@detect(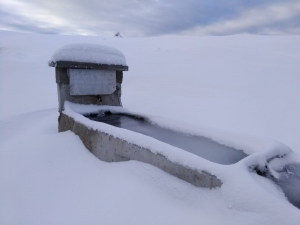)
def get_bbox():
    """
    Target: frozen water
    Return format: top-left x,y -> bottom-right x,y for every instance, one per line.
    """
85,113 -> 248,165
